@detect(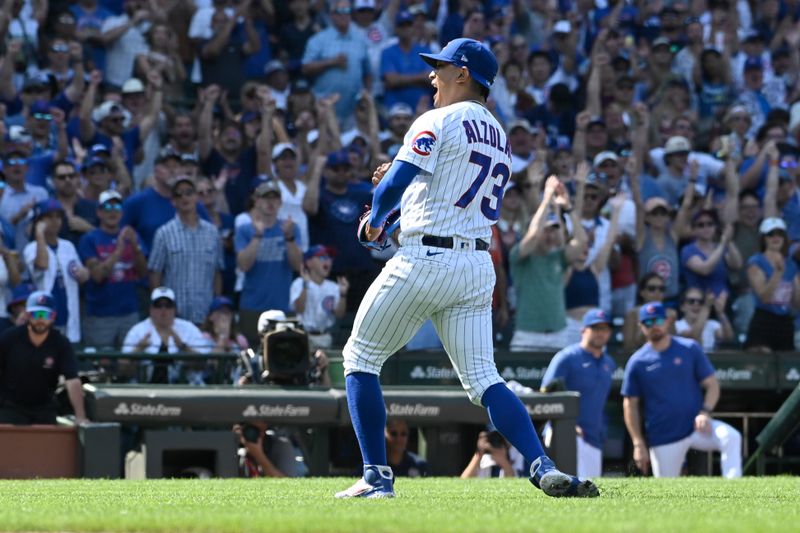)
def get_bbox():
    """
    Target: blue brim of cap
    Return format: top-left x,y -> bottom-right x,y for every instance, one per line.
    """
419,52 -> 492,89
